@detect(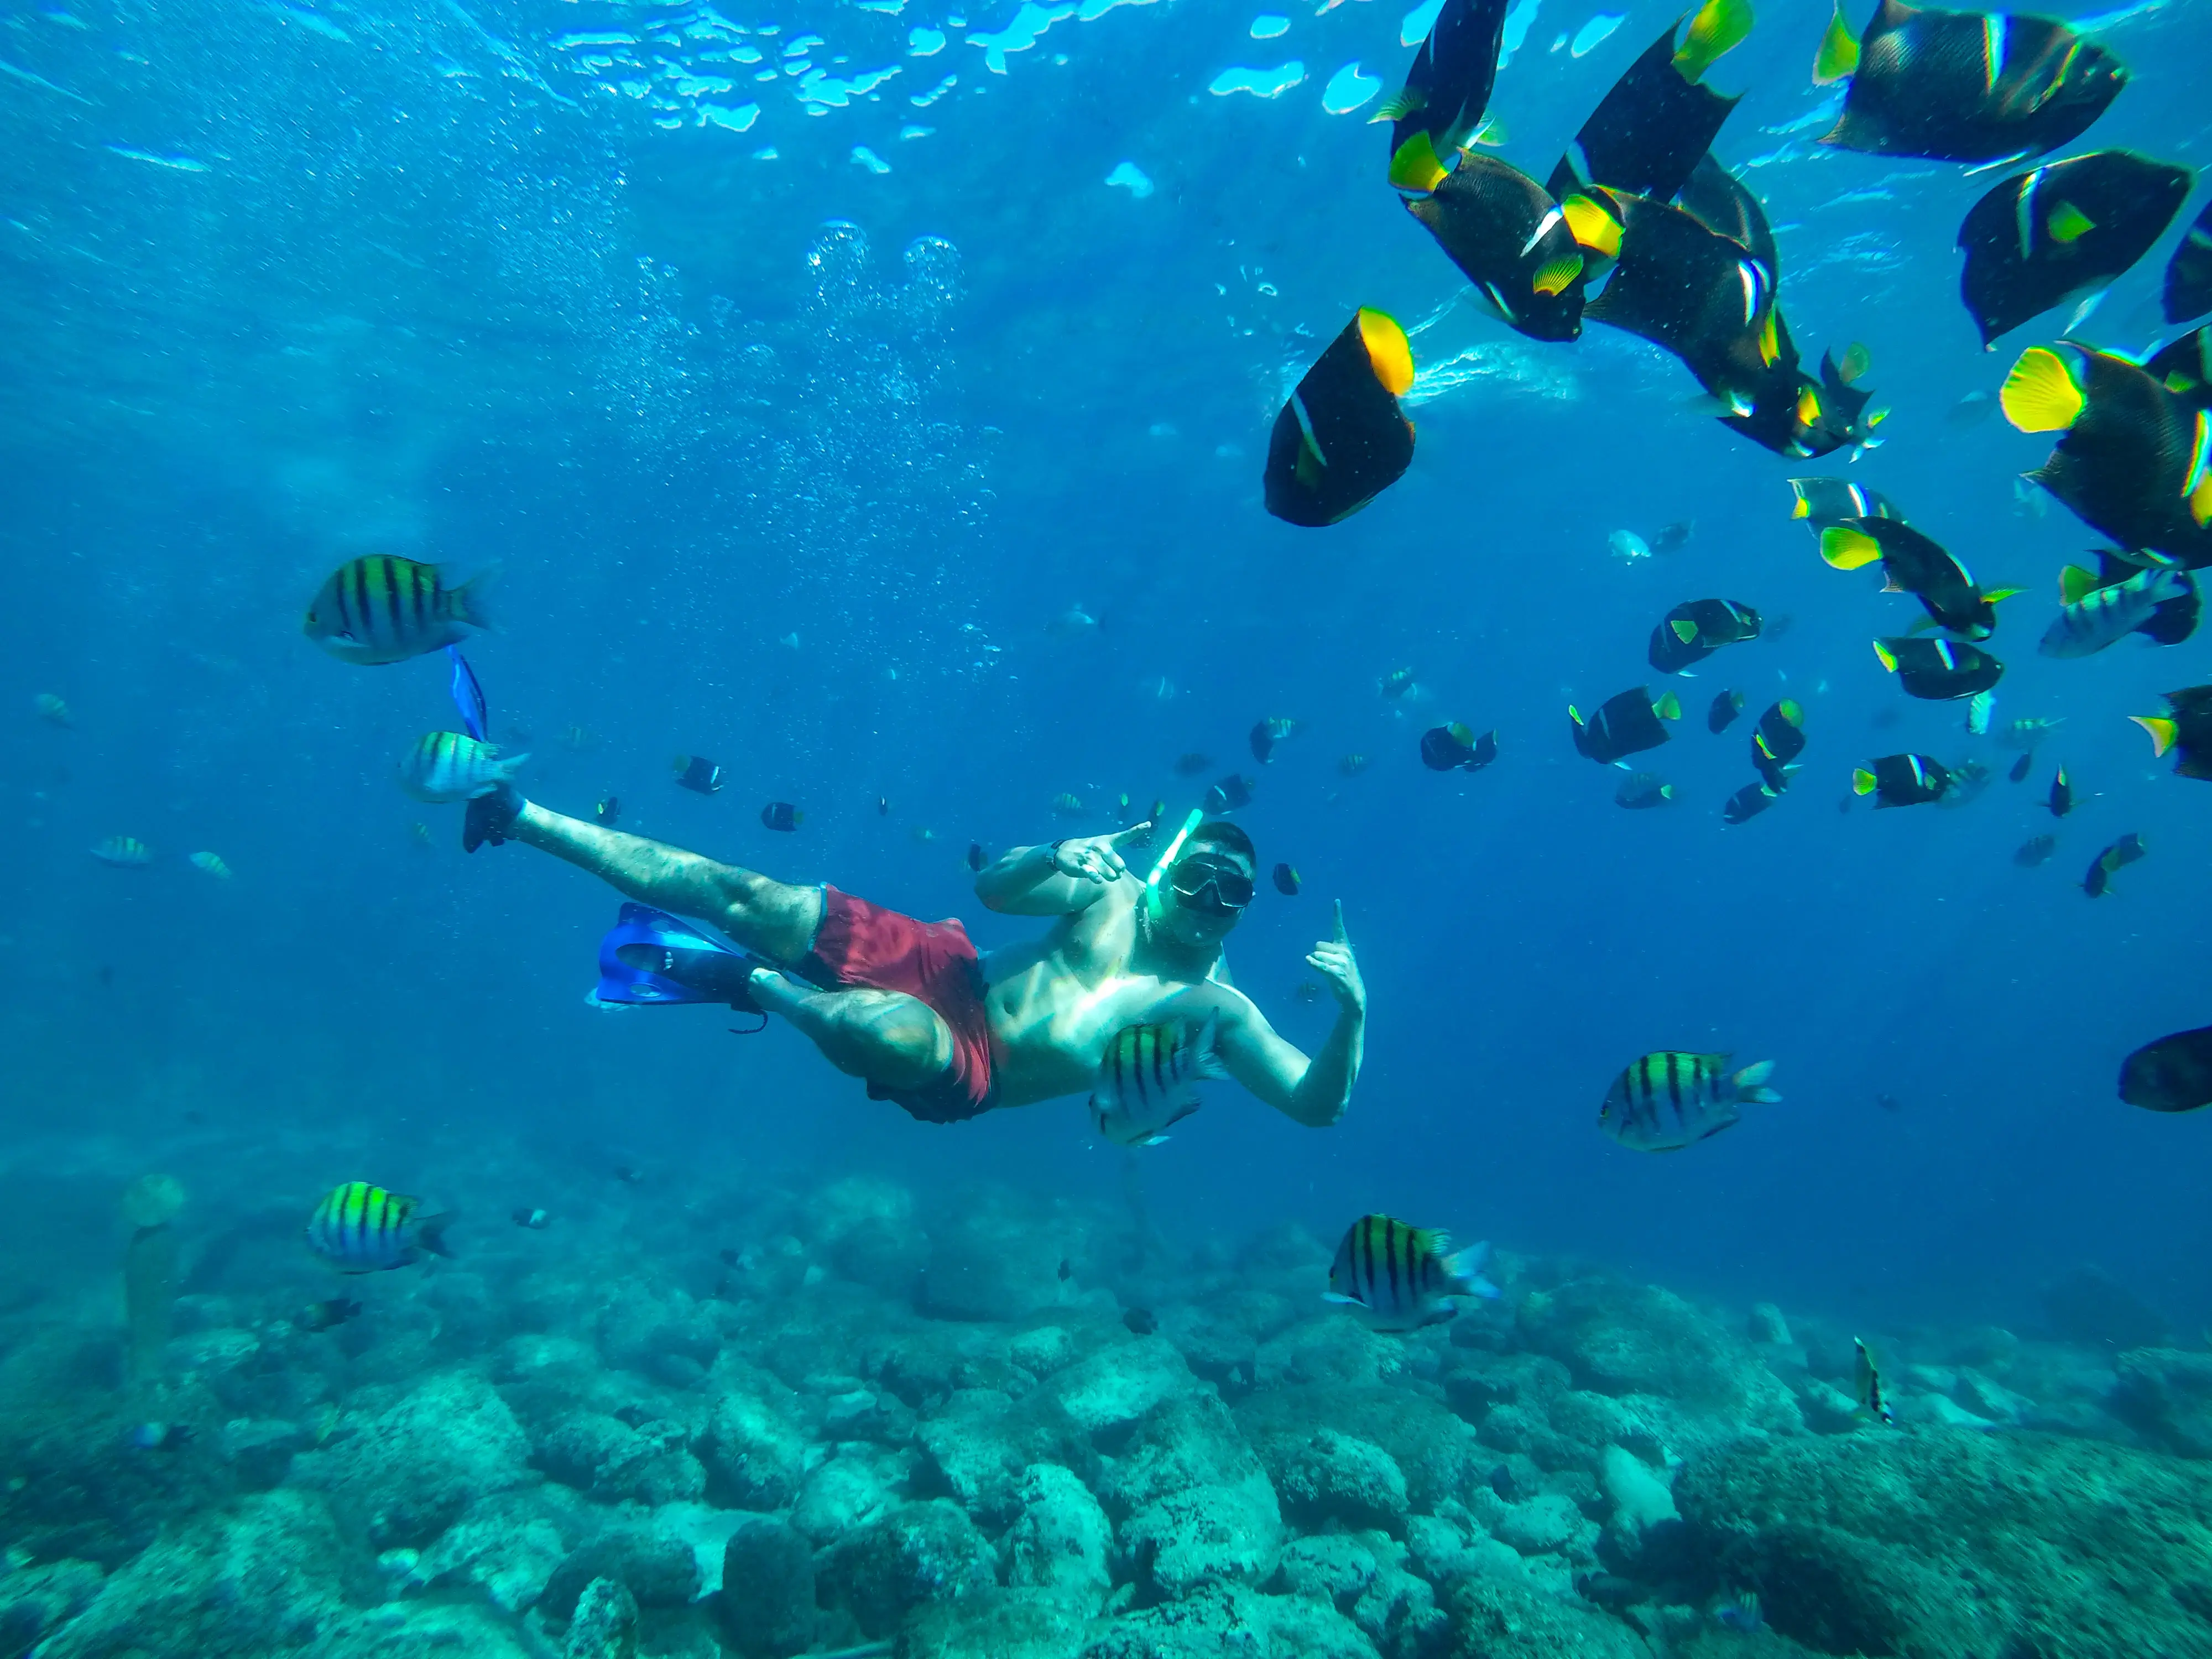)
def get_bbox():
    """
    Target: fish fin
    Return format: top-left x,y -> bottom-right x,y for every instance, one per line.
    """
2058,564 -> 2098,606
1672,0 -> 1754,84
1820,525 -> 1884,570
1134,1134 -> 1171,1146
1370,87 -> 1422,124
1672,619 -> 1699,642
2000,347 -> 2085,433
1742,1088 -> 1783,1104
1356,308 -> 1415,396
1660,784 -> 1675,799
1812,0 -> 1858,82
2190,469 -> 2212,529
1561,193 -> 1624,258
1790,494 -> 1810,519
1733,1058 -> 1776,1088
1321,1291 -> 1362,1305
1568,704 -> 1583,725
1654,691 -> 1682,719
448,564 -> 500,630
1387,131 -> 1449,194
1530,252 -> 1584,297
2132,714 -> 2179,757
2046,200 -> 2096,244
1469,111 -> 1509,145
1985,588 -> 2021,604
1852,768 -> 1876,795
414,1212 -> 456,1259
1838,341 -> 1872,384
